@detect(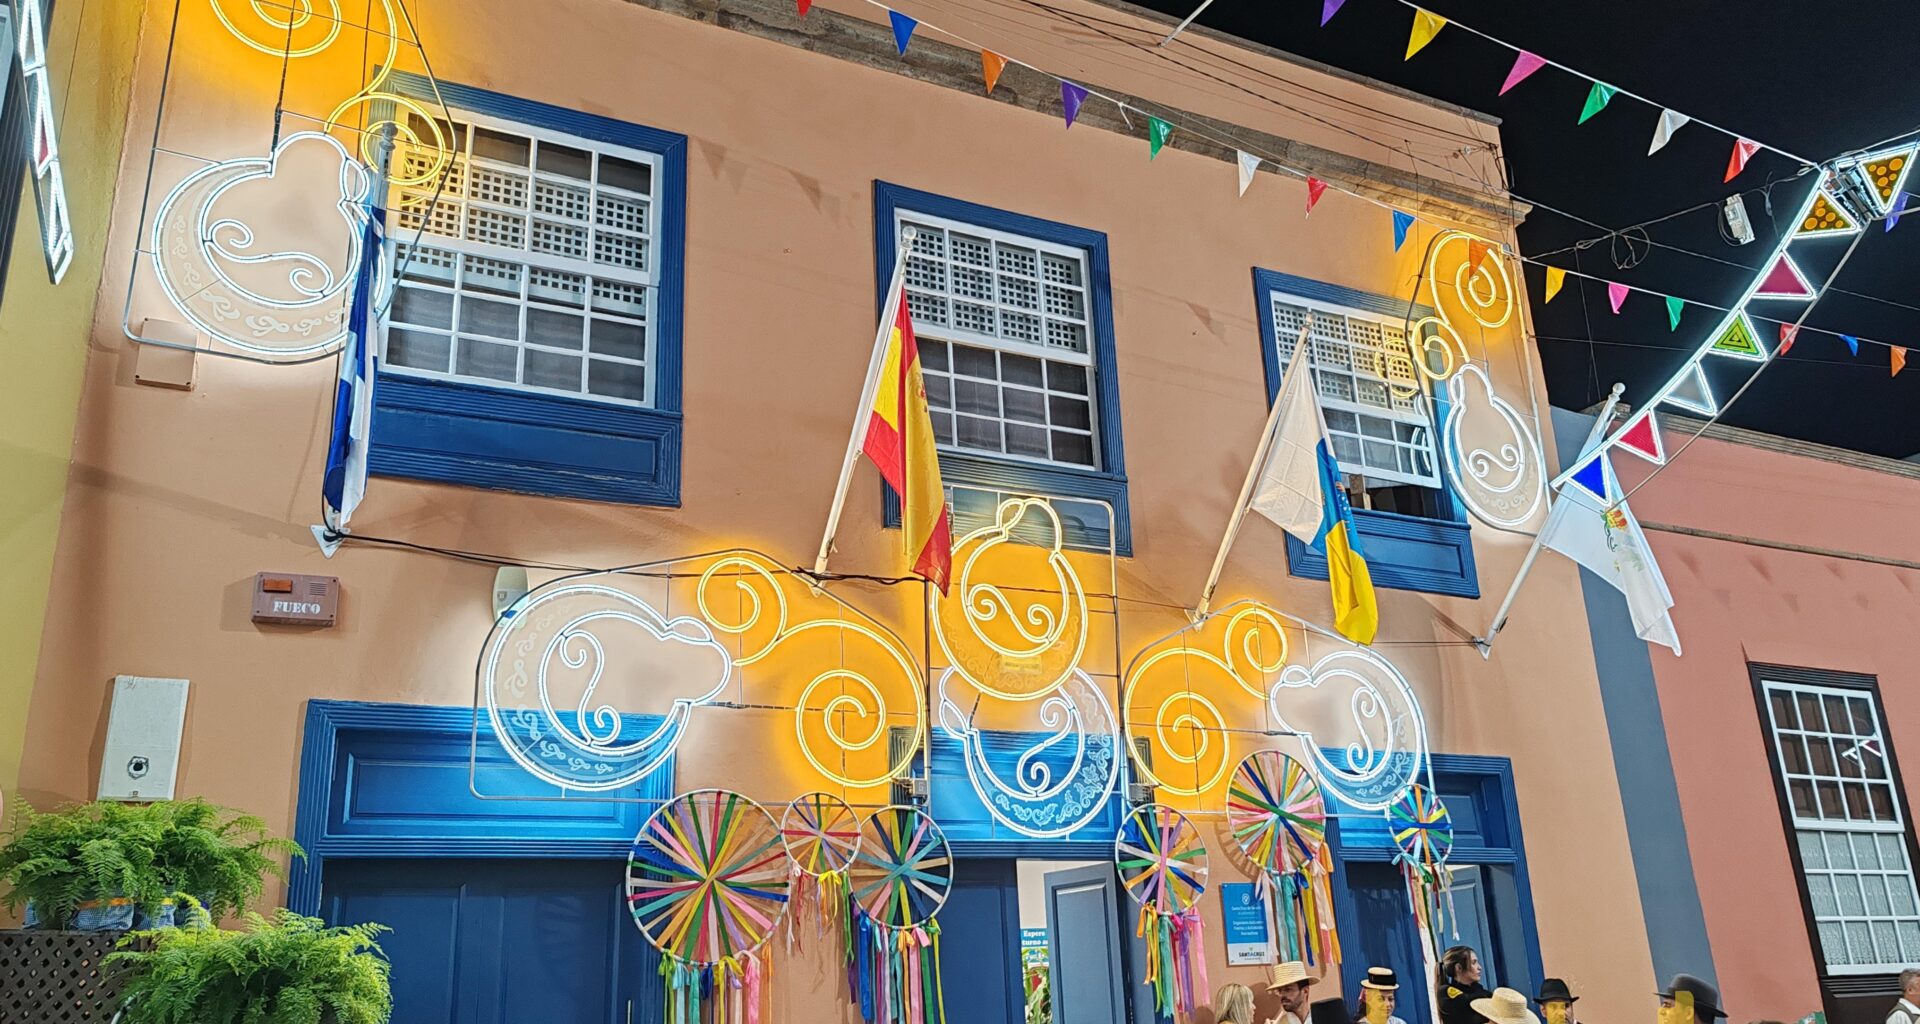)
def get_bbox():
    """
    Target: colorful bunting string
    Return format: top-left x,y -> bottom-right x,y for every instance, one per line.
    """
1888,193 -> 1908,232
1778,323 -> 1798,355
1060,80 -> 1088,128
1320,0 -> 1345,24
1895,347 -> 1908,376
1607,280 -> 1628,314
1543,266 -> 1565,303
1392,210 -> 1415,251
1404,8 -> 1446,60
1577,82 -> 1616,125
980,50 -> 1006,95
797,0 -> 812,15
1148,116 -> 1173,159
1498,51 -> 1545,96
1649,109 -> 1689,155
1306,176 -> 1328,214
889,10 -> 917,55
1725,139 -> 1760,182
1665,295 -> 1684,331
1236,150 -> 1260,196
1843,334 -> 1860,356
